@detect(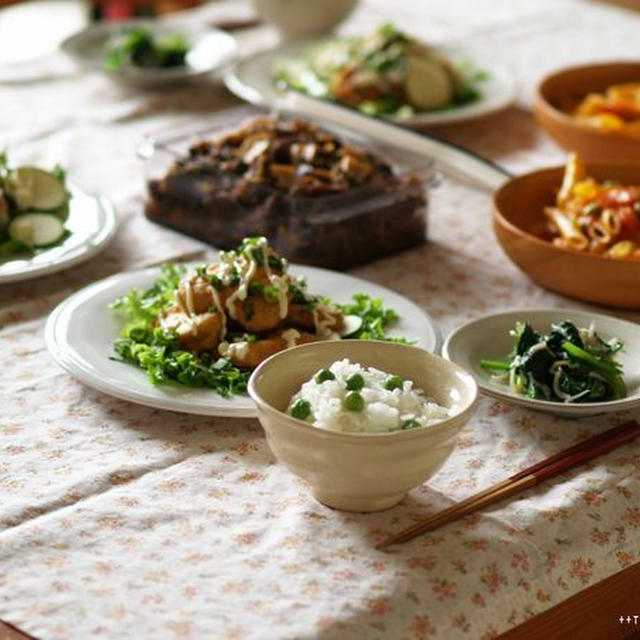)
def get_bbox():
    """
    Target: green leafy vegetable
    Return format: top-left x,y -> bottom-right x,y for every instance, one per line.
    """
480,320 -> 626,403
338,293 -> 409,343
111,263 -> 185,333
51,164 -> 66,183
113,331 -> 250,396
0,238 -> 29,257
105,27 -> 189,71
